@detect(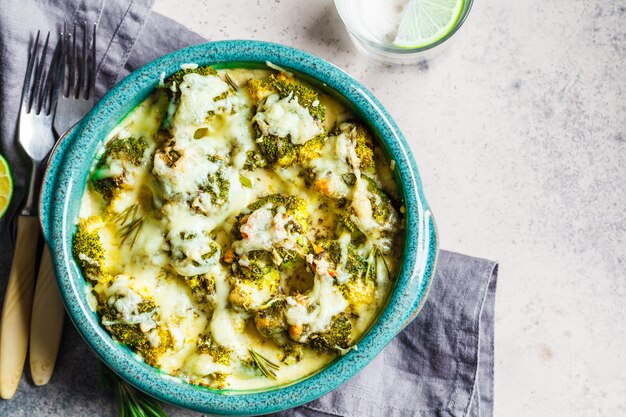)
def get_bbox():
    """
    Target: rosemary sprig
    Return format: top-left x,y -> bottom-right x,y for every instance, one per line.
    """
249,349 -> 280,380
111,204 -> 144,247
224,73 -> 239,91
97,360 -> 168,417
